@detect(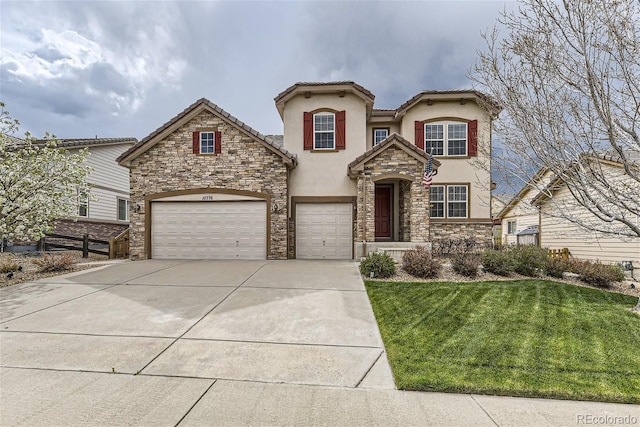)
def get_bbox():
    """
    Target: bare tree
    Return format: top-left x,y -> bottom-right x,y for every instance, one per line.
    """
473,0 -> 640,237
